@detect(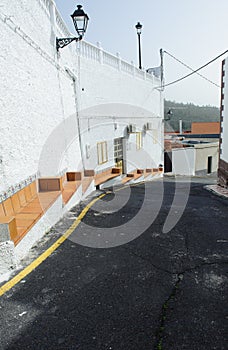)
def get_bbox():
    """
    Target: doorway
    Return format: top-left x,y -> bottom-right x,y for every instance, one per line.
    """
164,151 -> 172,173
114,138 -> 124,173
207,156 -> 212,174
